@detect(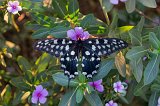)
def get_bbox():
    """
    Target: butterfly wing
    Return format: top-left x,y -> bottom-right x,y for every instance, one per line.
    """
34,38 -> 75,57
83,38 -> 128,56
60,48 -> 79,79
34,38 -> 79,79
81,38 -> 128,78
81,47 -> 101,78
